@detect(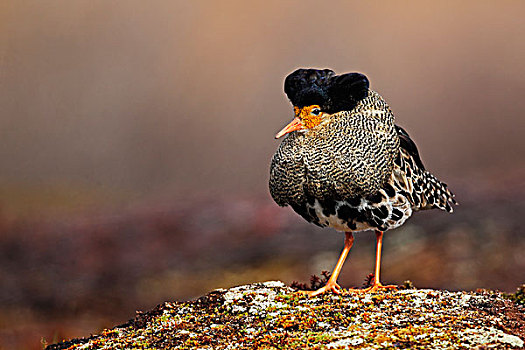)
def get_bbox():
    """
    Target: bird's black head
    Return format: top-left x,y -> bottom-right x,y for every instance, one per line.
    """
275,68 -> 370,139
284,68 -> 334,110
284,68 -> 370,113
